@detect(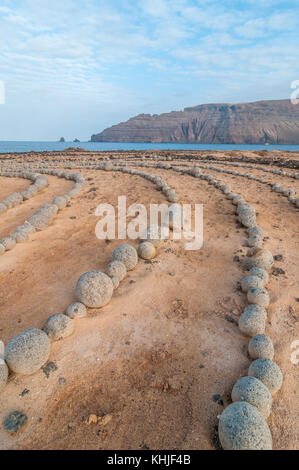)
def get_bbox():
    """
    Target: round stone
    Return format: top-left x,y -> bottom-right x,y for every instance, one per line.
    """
231,376 -> 272,418
27,203 -> 58,230
237,202 -> 255,217
75,270 -> 114,308
218,402 -> 272,450
34,175 -> 48,189
105,260 -> 127,281
247,287 -> 270,308
191,167 -> 201,177
222,184 -> 231,194
239,305 -> 266,337
0,203 -> 7,213
248,234 -> 263,247
248,359 -> 283,394
247,226 -> 264,238
112,244 -> 138,271
53,196 -> 68,209
16,223 -> 36,235
22,187 -> 37,200
141,225 -> 165,247
165,189 -> 180,202
11,229 -> 29,243
248,335 -> 275,360
241,275 -> 264,293
3,192 -> 23,208
43,314 -> 74,341
5,328 -> 51,375
0,237 -> 16,251
168,192 -> 180,203
243,248 -> 274,271
249,267 -> 269,284
66,302 -> 87,319
232,194 -> 244,205
103,162 -> 113,171
110,276 -> 120,289
138,241 -> 156,260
